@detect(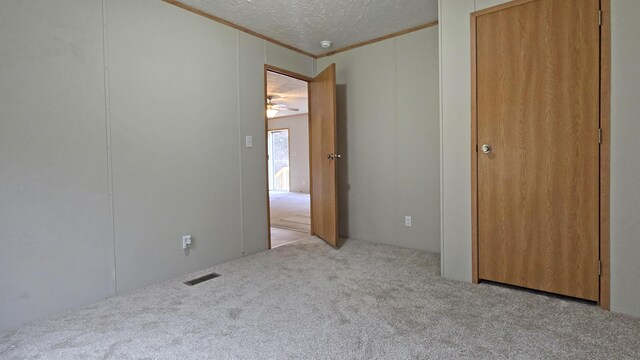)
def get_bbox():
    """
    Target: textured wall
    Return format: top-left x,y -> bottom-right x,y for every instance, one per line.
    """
237,32 -> 270,257
107,0 -> 244,294
317,26 -> 441,253
610,0 -> 640,317
0,0 -> 315,331
243,37 -> 315,256
438,0 -> 475,282
0,0 -> 115,331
